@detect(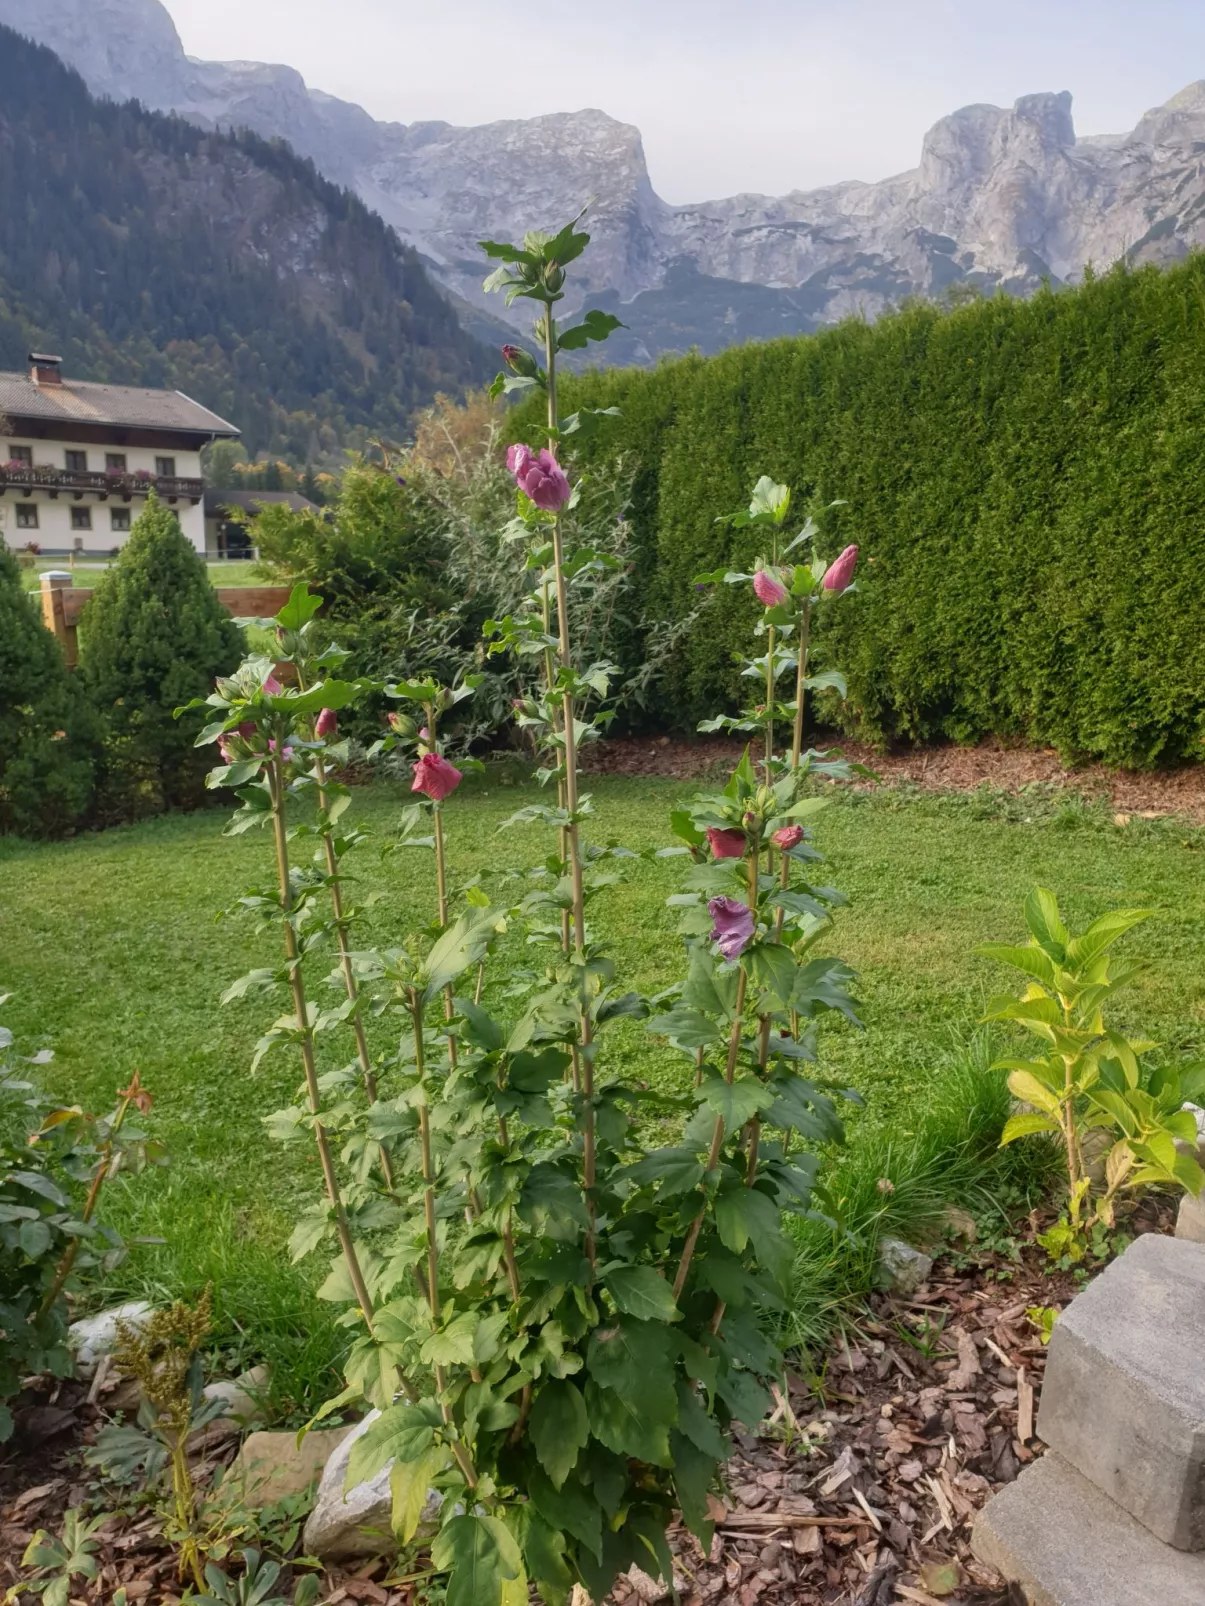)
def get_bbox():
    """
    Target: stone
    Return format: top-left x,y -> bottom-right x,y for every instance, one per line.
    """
1036,1232 -> 1205,1551
302,1410 -> 441,1561
1176,1190 -> 1205,1245
972,1452 -> 1205,1606
877,1237 -> 933,1296
625,1563 -> 685,1603
68,1301 -> 154,1379
203,1364 -> 271,1428
233,1428 -> 351,1509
